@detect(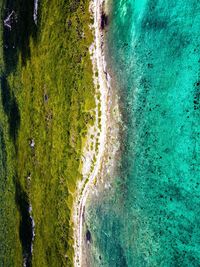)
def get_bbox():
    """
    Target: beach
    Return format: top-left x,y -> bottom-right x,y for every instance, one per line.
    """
73,0 -> 120,266
1,0 -> 199,266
